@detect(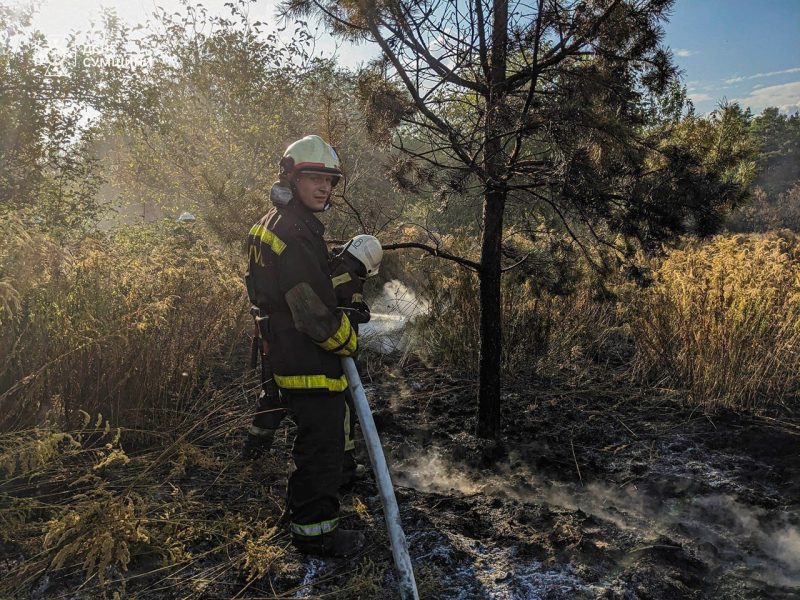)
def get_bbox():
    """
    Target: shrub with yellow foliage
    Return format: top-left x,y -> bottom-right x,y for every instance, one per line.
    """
634,231 -> 800,411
